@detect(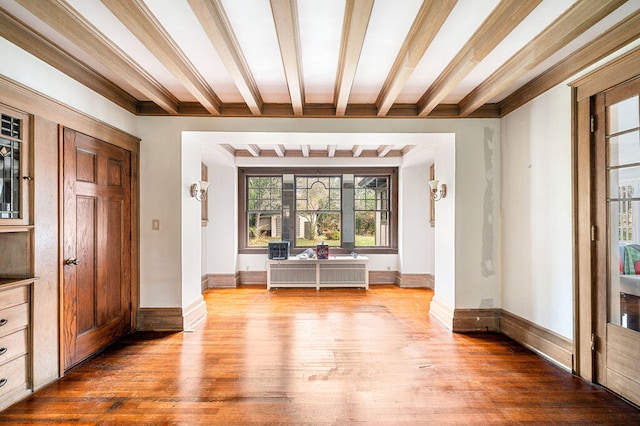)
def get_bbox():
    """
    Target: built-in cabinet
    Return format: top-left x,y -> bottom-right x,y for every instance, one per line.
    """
0,104 -> 35,411
0,278 -> 32,410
